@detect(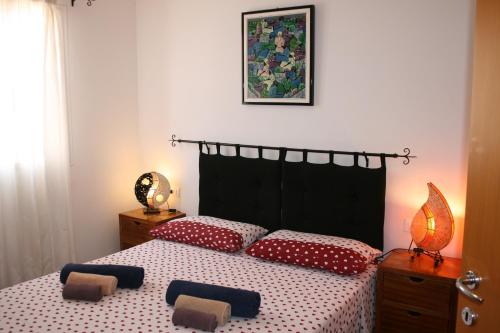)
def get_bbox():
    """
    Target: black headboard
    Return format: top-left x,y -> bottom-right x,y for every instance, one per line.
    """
281,155 -> 386,250
198,148 -> 386,250
199,150 -> 282,232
